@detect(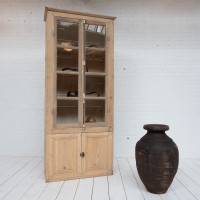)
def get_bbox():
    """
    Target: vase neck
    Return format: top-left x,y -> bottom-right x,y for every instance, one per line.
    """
147,130 -> 166,134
